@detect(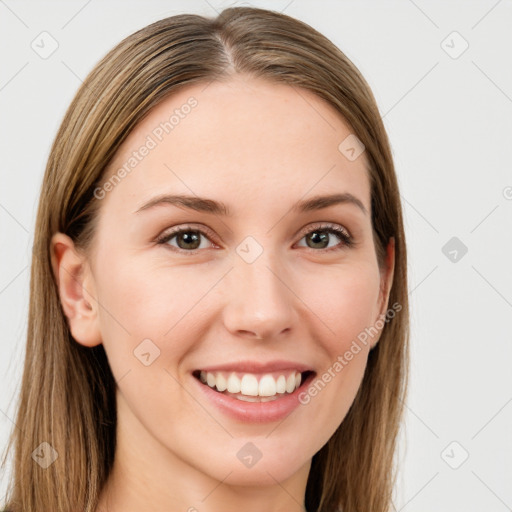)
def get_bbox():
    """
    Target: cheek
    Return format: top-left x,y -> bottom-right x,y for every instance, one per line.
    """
294,263 -> 380,429
298,261 -> 381,350
91,254 -> 202,420
95,247 -> 196,327
92,251 -> 218,372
